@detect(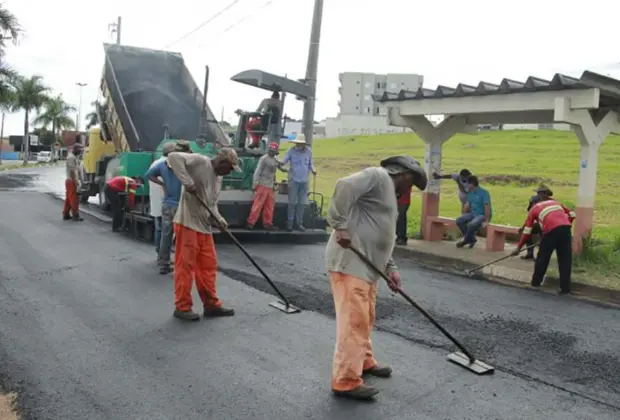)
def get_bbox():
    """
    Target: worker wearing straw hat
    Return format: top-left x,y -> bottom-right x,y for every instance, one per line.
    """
280,133 -> 316,231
